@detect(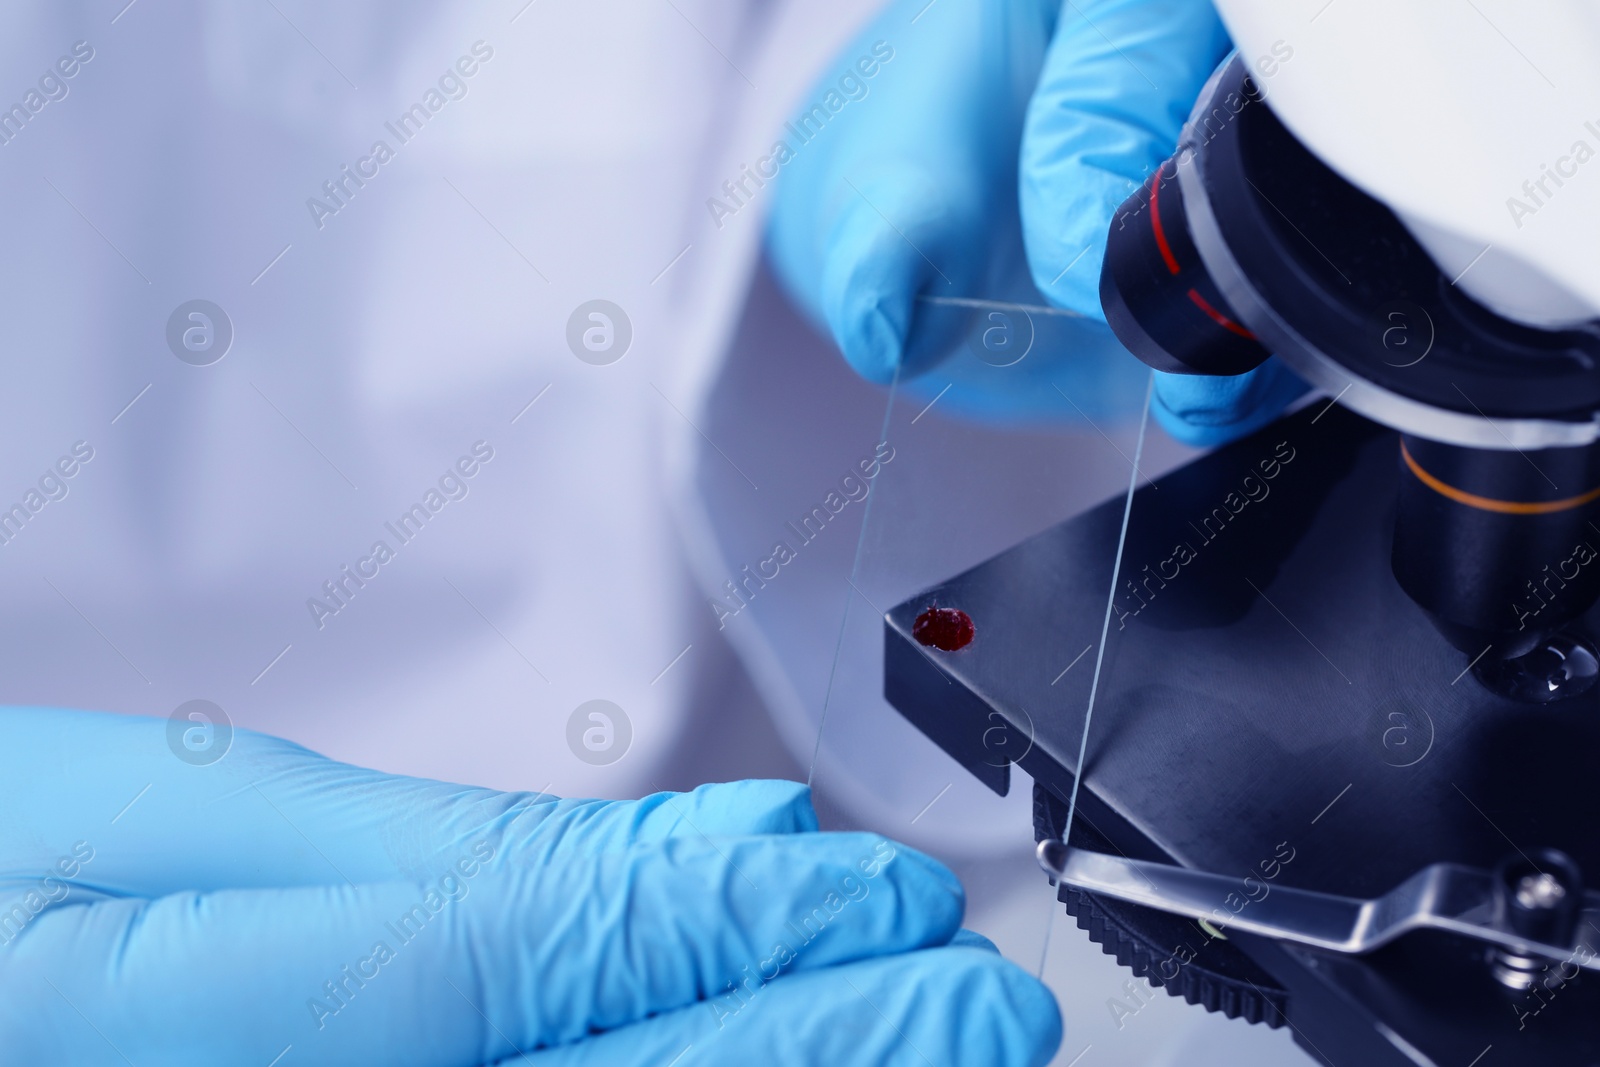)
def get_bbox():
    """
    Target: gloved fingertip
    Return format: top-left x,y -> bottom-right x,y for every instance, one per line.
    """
949,927 -> 1000,953
917,947 -> 1064,1067
1151,360 -> 1311,448
817,182 -> 969,383
993,962 -> 1065,1067
1024,223 -> 1111,323
676,778 -> 820,836
837,300 -> 909,385
886,837 -> 966,910
1151,393 -> 1238,448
